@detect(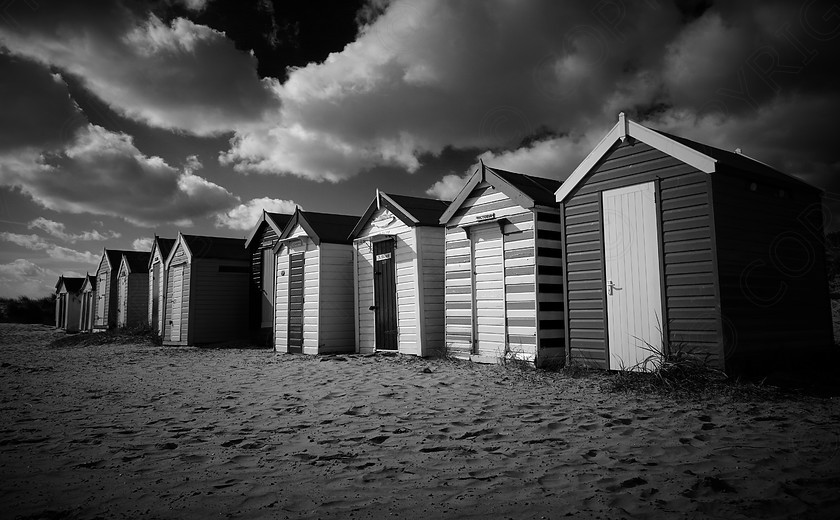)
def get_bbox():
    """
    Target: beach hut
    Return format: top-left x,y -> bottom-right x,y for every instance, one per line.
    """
349,191 -> 450,356
115,251 -> 151,328
147,236 -> 175,334
554,113 -> 832,374
55,276 -> 84,332
162,233 -> 250,346
93,249 -> 132,331
78,274 -> 96,332
273,209 -> 360,355
439,163 -> 564,365
244,211 -> 293,345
